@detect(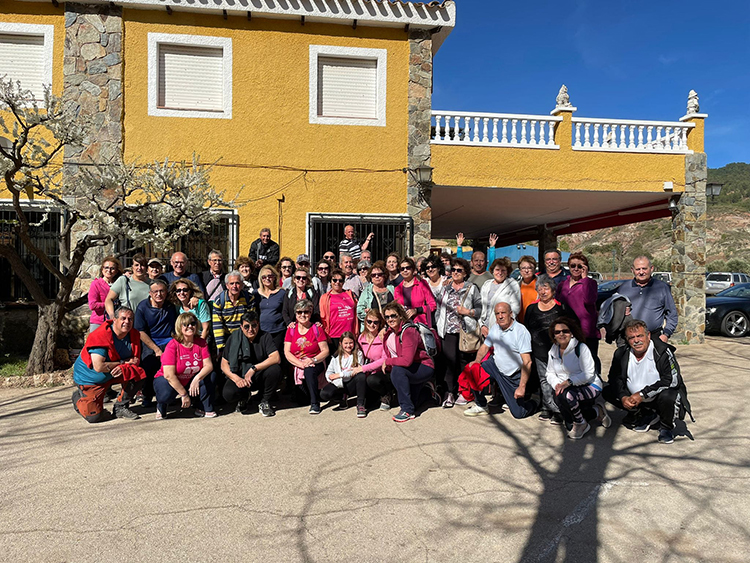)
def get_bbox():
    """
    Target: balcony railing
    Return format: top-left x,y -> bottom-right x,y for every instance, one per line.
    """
431,111 -> 563,149
571,117 -> 694,154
